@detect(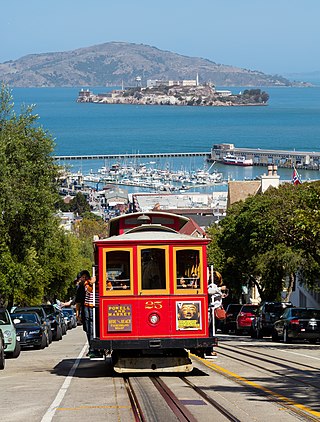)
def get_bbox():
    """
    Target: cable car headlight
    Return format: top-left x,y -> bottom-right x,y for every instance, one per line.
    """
148,313 -> 160,326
